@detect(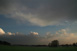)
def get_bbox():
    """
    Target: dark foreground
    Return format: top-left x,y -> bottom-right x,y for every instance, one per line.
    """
0,45 -> 77,51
